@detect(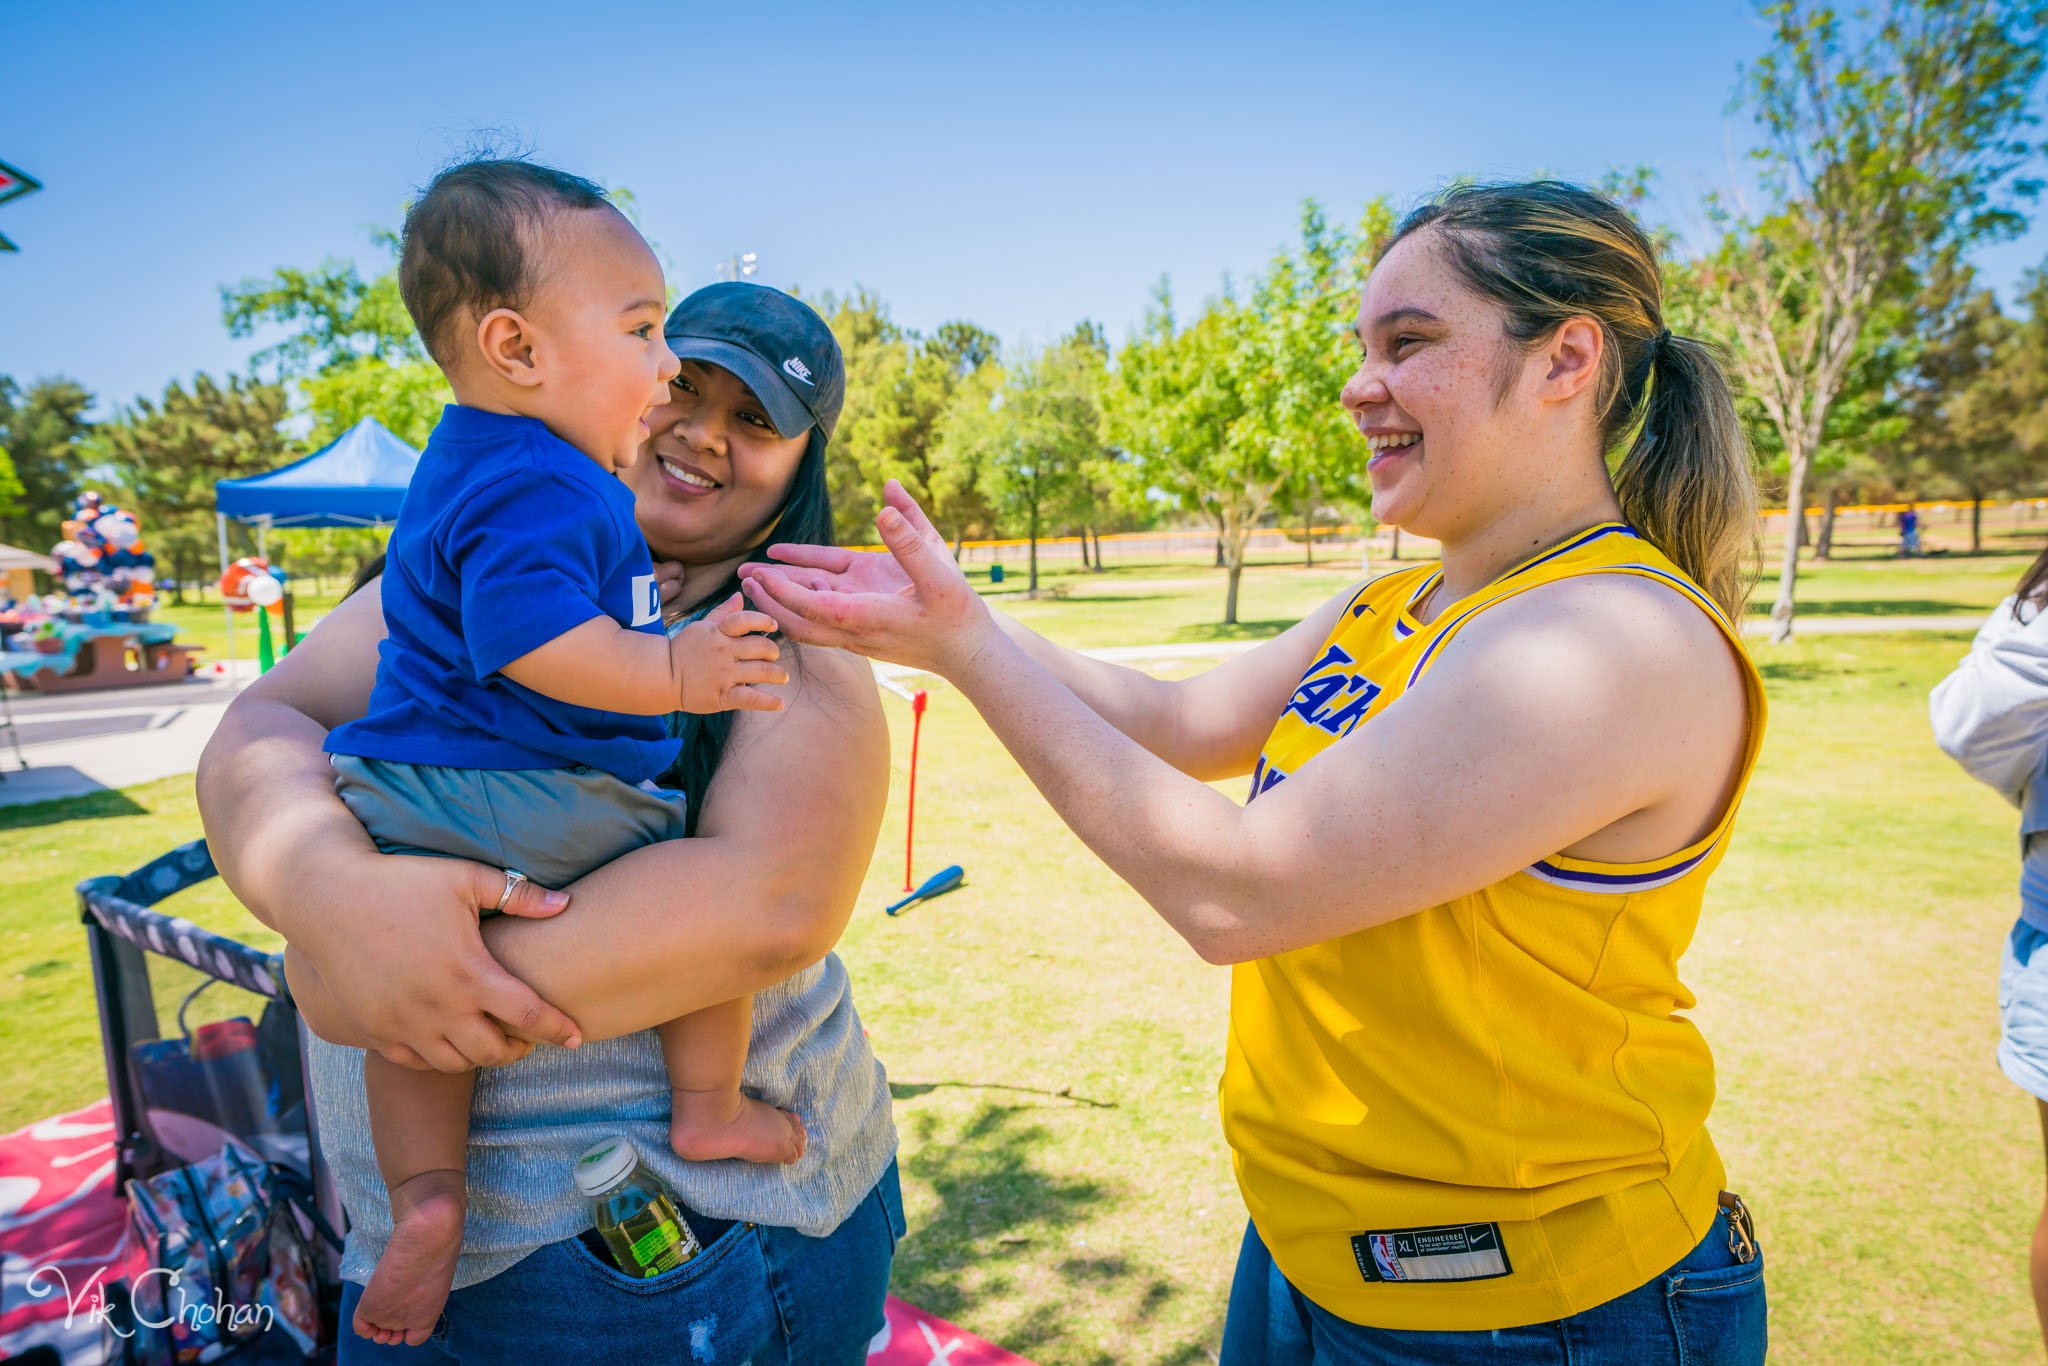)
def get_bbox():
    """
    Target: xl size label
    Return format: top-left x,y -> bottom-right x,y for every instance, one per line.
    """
1352,1223 -> 1512,1283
